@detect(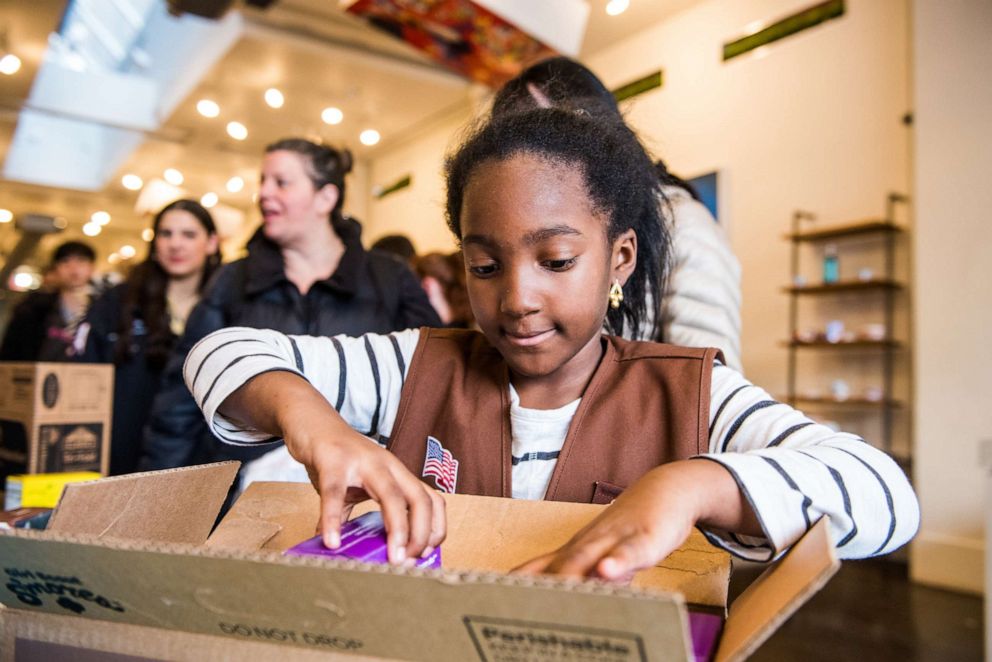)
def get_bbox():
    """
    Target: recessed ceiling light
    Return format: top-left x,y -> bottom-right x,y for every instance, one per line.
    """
13,272 -> 33,289
0,209 -> 12,223
197,99 -> 220,118
141,228 -> 154,242
359,129 -> 380,146
321,107 -> 344,125
121,174 -> 143,191
606,0 -> 629,16
82,222 -> 102,237
0,53 -> 21,76
226,121 -> 248,141
108,253 -> 121,265
164,168 -> 184,186
226,176 -> 245,193
201,192 -> 218,208
119,245 -> 136,259
264,88 -> 284,109
91,211 -> 111,225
